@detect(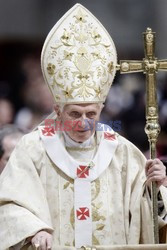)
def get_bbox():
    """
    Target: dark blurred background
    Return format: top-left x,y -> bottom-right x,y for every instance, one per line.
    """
0,0 -> 167,158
